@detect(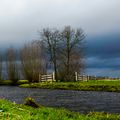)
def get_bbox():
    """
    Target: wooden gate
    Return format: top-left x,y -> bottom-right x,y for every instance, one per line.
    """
39,72 -> 55,82
75,72 -> 89,81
